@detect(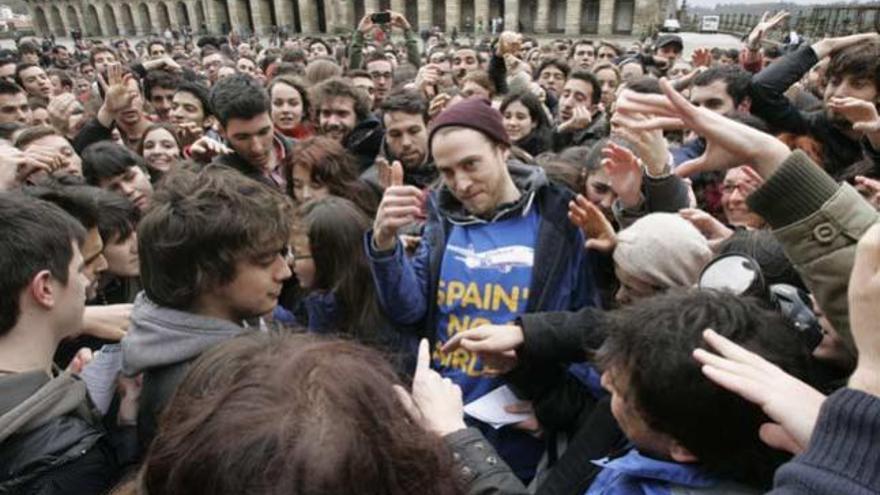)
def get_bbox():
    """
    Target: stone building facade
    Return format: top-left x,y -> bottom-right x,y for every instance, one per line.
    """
25,0 -> 669,39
